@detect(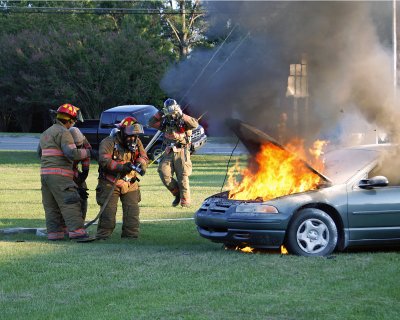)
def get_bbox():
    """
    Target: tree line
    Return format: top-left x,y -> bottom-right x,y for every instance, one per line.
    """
0,0 -> 211,132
